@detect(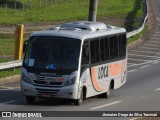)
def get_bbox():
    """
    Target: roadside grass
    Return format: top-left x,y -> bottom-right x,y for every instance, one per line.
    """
0,68 -> 20,79
0,38 -> 14,55
0,34 -> 28,63
0,34 -> 14,62
0,58 -> 13,63
128,25 -> 148,44
0,0 -> 143,31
